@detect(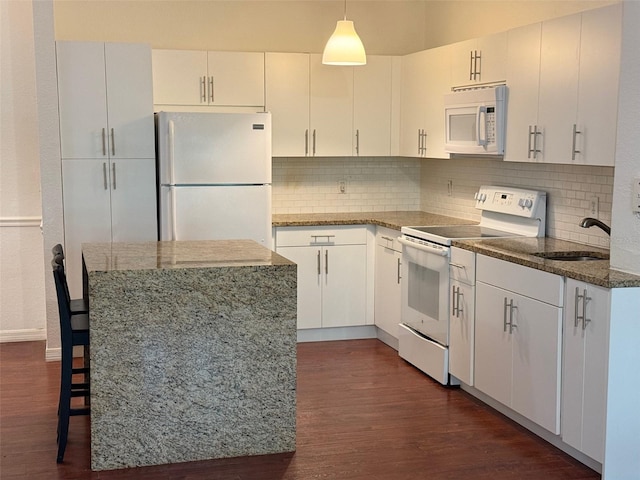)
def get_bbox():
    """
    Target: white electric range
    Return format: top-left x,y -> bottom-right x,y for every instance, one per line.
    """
397,185 -> 547,385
